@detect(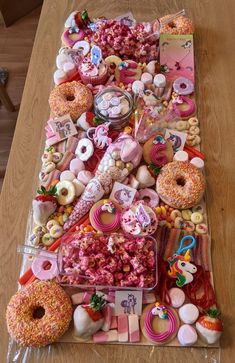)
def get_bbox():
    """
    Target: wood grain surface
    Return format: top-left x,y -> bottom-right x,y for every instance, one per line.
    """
0,0 -> 234,362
